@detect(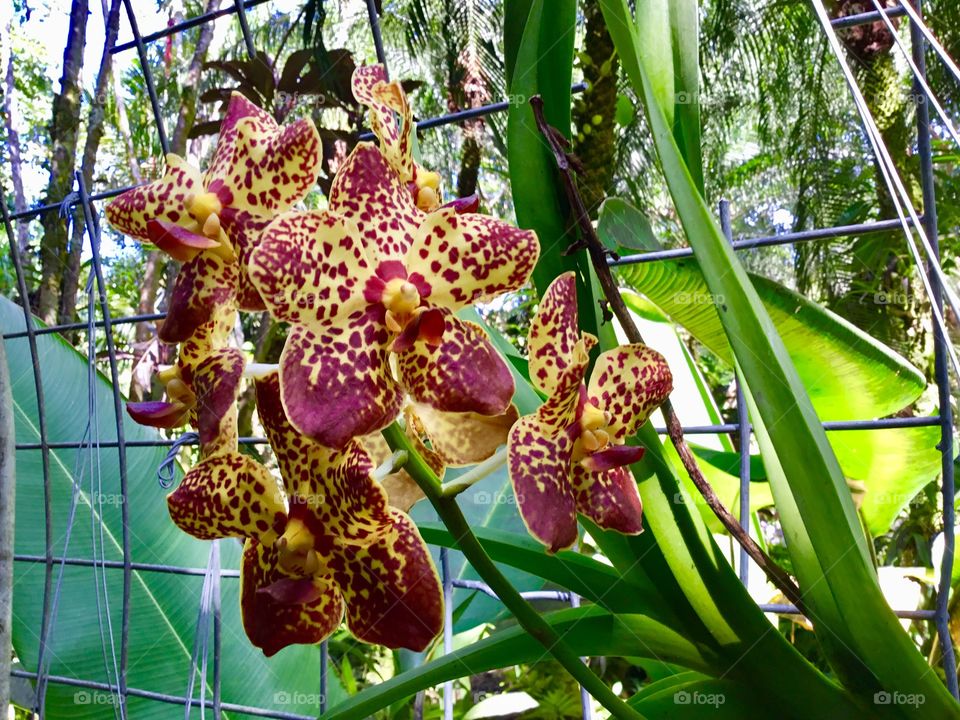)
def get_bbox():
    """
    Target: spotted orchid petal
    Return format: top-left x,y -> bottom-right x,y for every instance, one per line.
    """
406,208 -> 539,310
396,317 -> 514,416
167,452 -> 287,543
205,92 -> 322,215
145,219 -> 221,262
440,193 -> 480,214
352,65 -> 415,184
508,326 -> 593,553
125,400 -> 191,429
587,345 -> 673,442
167,350 -> 288,543
571,463 -> 644,536
207,92 -> 277,181
328,143 -> 423,262
414,402 -> 518,467
105,154 -> 203,239
255,372 -> 393,545
277,319 -> 403,449
240,539 -> 343,657
527,271 -> 584,396
175,310 -> 238,386
159,251 -> 239,344
218,209 -> 270,311
192,347 -> 244,446
249,211 -> 405,447
333,510 -> 443,651
507,412 -> 578,554
248,211 -> 371,325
